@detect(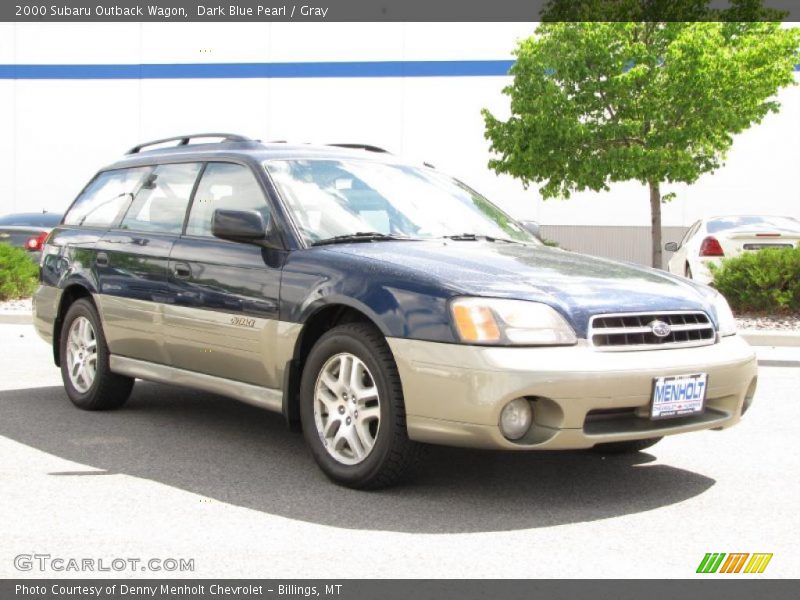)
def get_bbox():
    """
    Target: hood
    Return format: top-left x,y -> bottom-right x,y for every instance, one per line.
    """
325,240 -> 717,336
